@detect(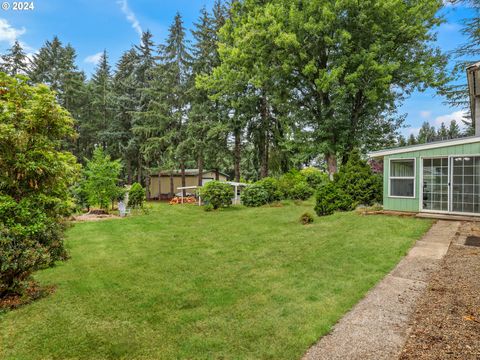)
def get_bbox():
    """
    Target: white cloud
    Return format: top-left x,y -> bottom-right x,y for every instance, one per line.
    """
433,110 -> 468,127
0,18 -> 26,45
420,110 -> 431,119
84,52 -> 103,65
117,0 -> 142,37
